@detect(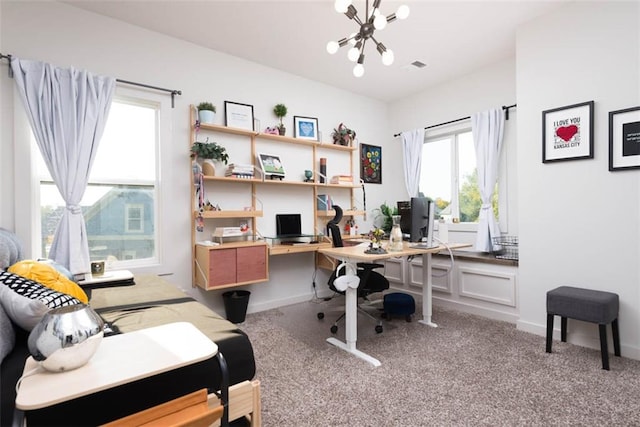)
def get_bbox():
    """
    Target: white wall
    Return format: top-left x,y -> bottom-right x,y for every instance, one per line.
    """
0,1 -> 404,315
516,2 -> 640,357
